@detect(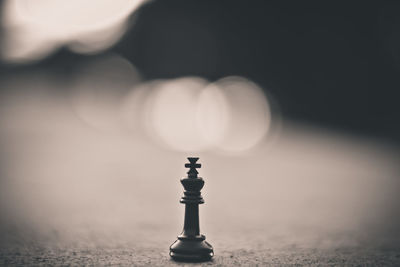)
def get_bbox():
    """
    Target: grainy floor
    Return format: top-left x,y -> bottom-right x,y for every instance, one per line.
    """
1,245 -> 400,266
1,122 -> 400,266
